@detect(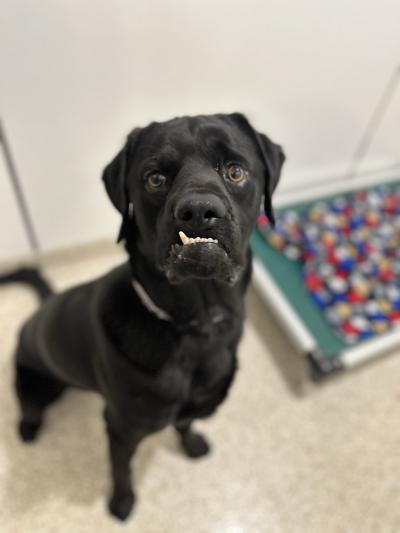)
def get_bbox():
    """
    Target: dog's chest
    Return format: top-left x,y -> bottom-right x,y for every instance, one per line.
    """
170,319 -> 238,421
178,326 -> 230,378
103,285 -> 243,427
